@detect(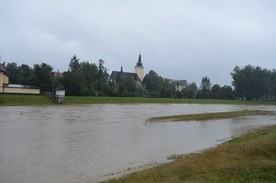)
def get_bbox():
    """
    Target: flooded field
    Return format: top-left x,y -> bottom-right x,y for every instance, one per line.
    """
0,104 -> 276,183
